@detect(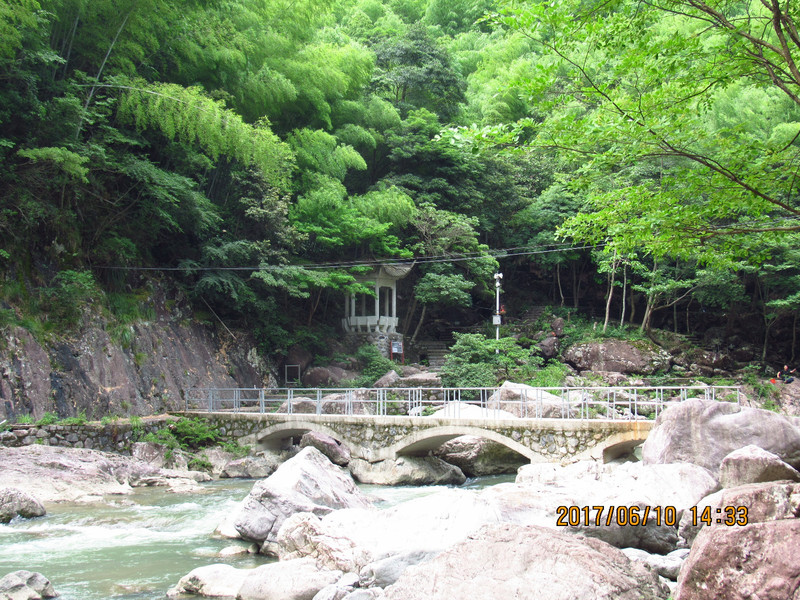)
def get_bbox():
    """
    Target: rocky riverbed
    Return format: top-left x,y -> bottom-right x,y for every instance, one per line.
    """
164,398 -> 800,600
4,397 -> 800,599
